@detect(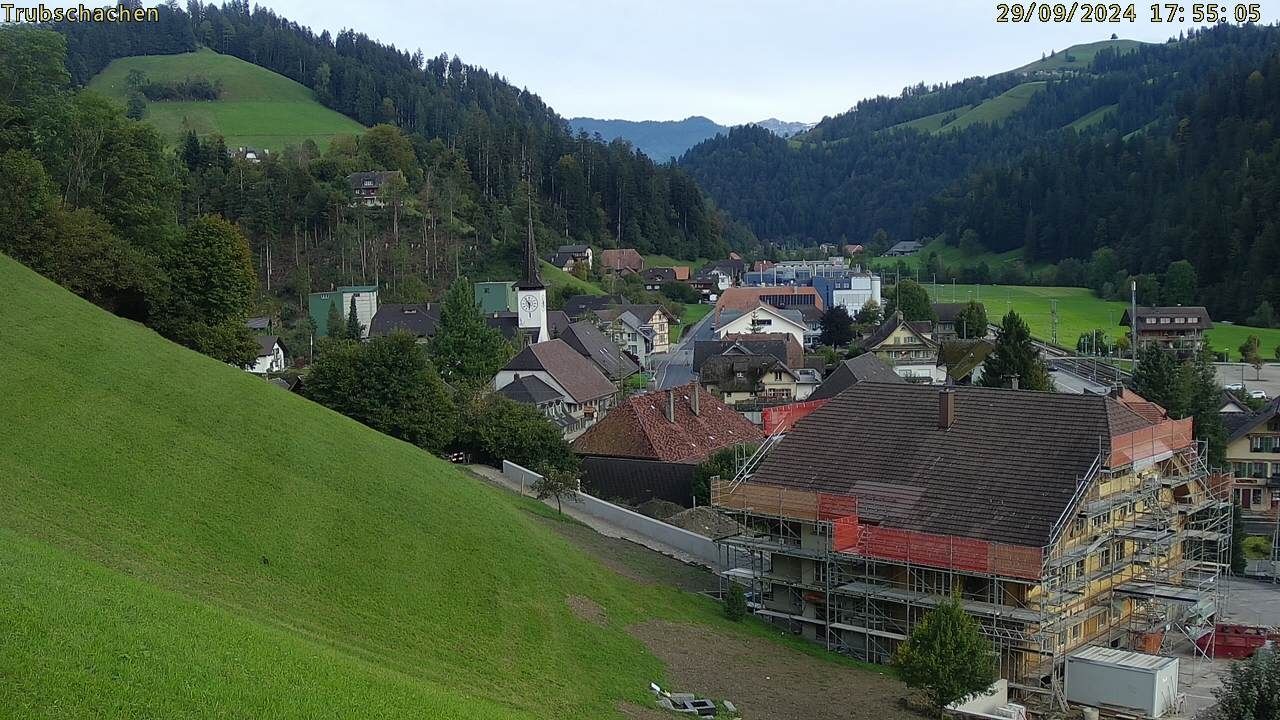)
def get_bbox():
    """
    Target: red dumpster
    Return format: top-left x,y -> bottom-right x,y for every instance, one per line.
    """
1194,624 -> 1269,659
